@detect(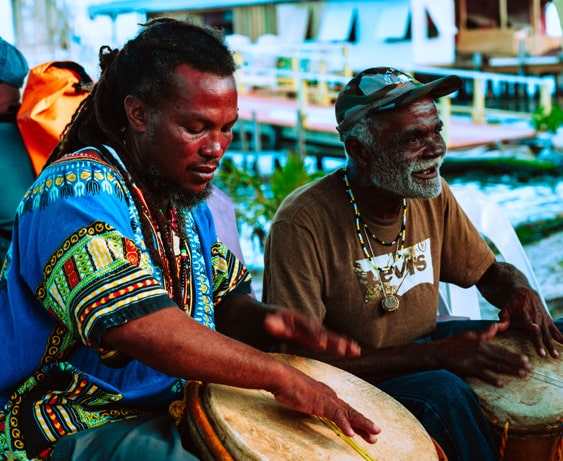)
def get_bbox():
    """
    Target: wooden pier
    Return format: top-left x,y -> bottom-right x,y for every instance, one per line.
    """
236,91 -> 538,156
